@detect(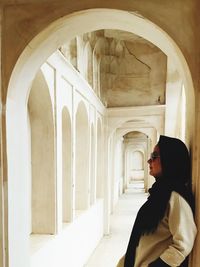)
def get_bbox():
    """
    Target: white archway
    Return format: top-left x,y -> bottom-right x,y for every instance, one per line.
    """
5,9 -> 195,267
